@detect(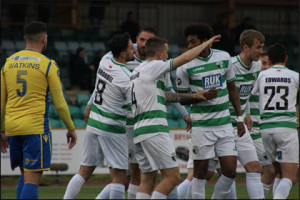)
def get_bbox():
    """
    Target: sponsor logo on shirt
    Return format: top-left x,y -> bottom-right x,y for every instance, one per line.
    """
12,56 -> 41,62
238,84 -> 253,97
202,74 -> 222,89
